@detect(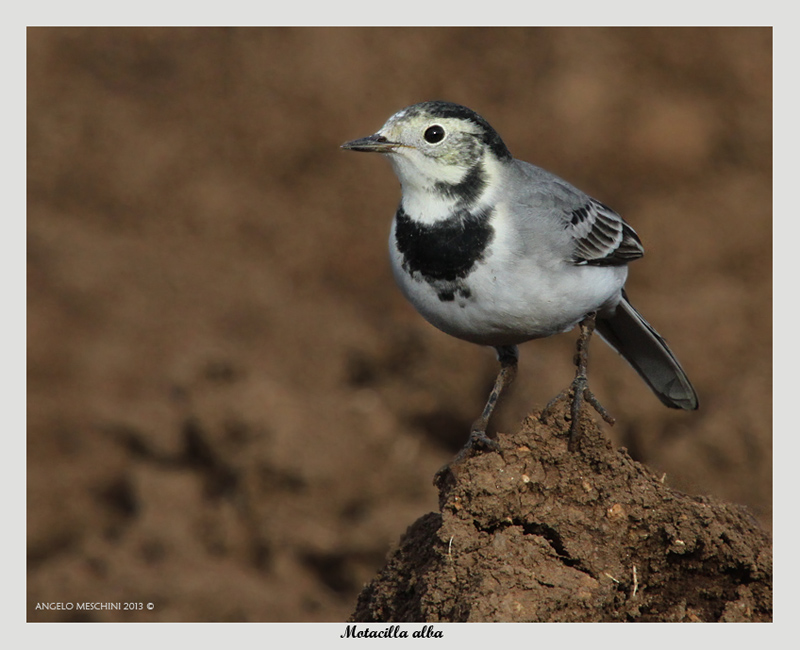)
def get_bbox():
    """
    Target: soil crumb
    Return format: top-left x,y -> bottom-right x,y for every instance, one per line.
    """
351,408 -> 772,622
